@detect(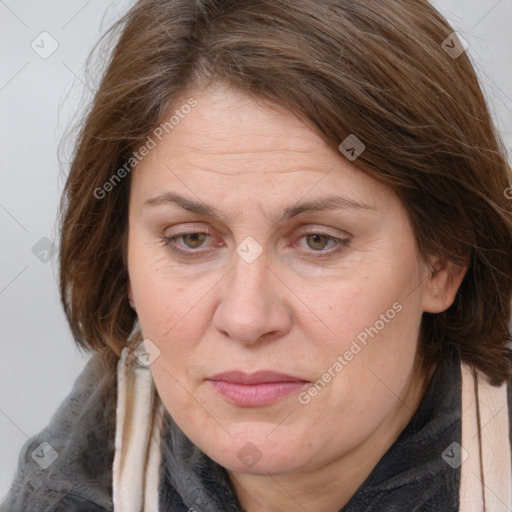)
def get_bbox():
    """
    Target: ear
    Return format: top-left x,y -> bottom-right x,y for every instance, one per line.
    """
127,281 -> 136,311
421,254 -> 469,314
